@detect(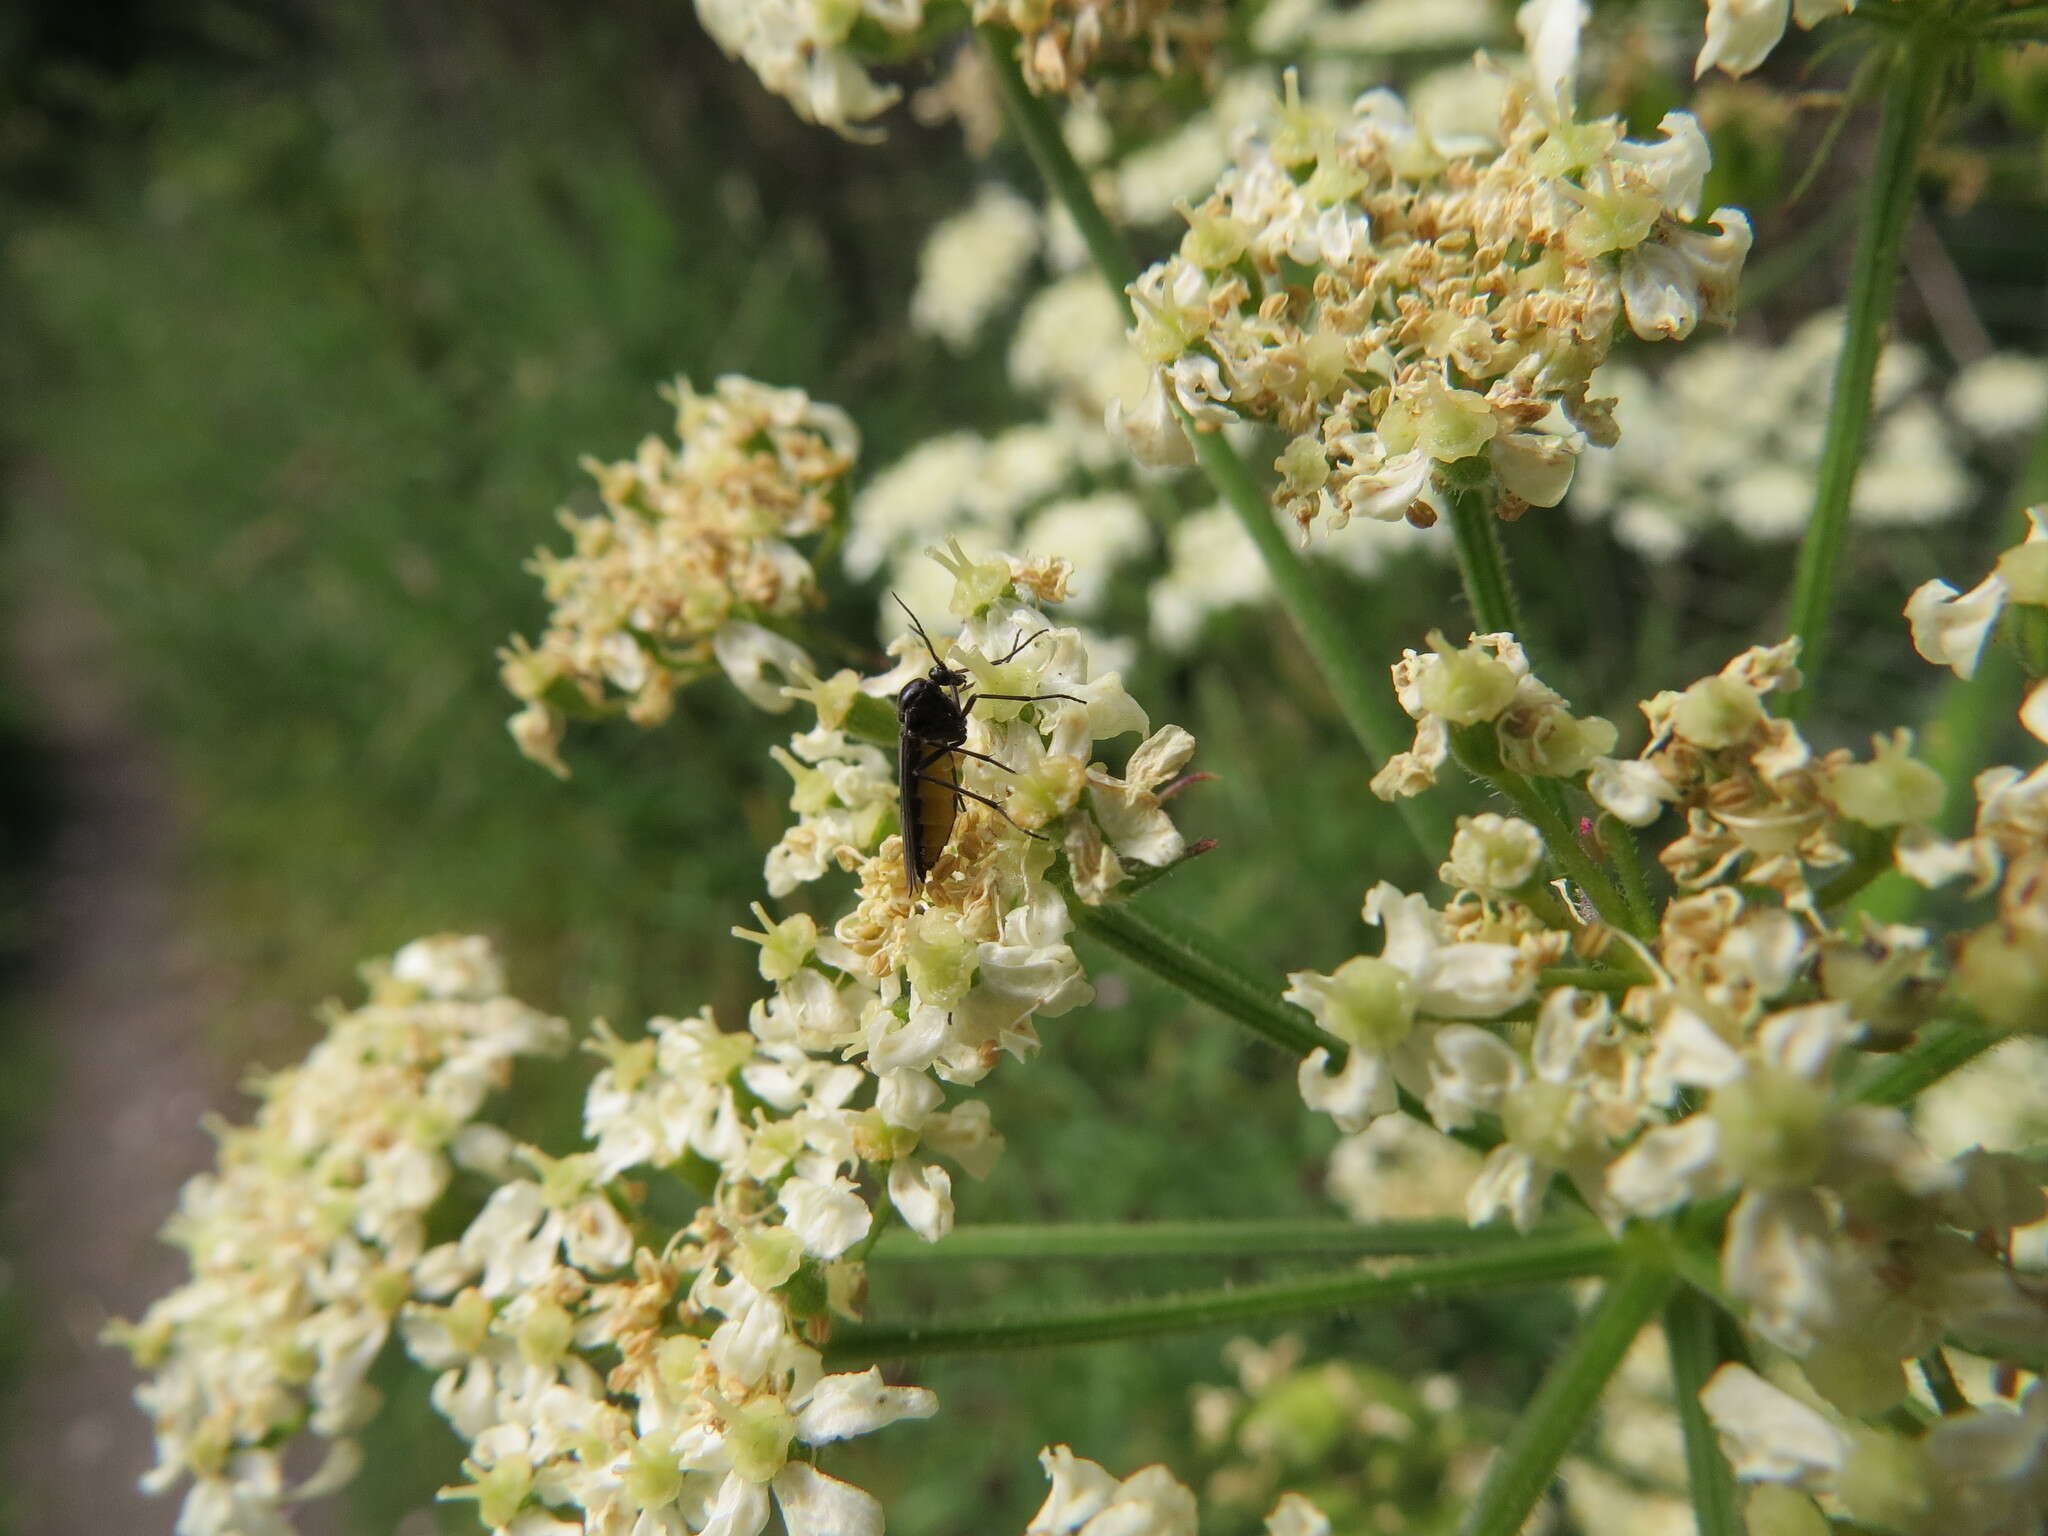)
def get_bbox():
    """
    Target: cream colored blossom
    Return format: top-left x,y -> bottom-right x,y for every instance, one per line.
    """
1115,22 -> 1747,534
503,376 -> 856,773
911,183 -> 1043,350
108,941 -> 568,1536
1696,0 -> 1855,79
694,0 -> 927,139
